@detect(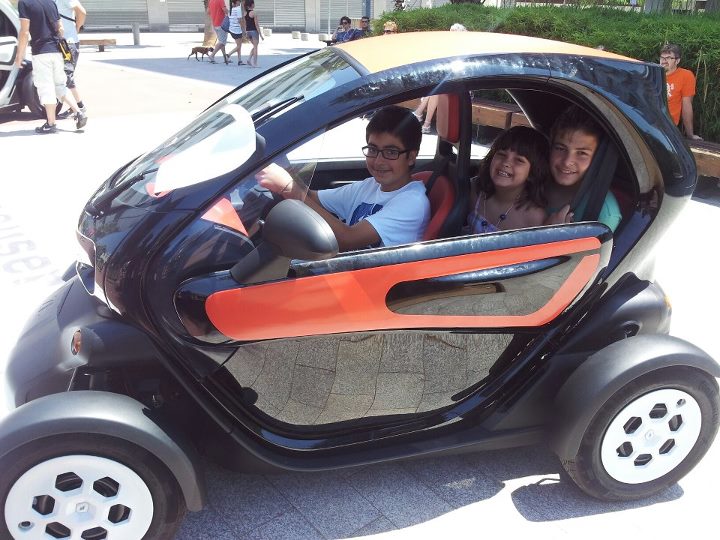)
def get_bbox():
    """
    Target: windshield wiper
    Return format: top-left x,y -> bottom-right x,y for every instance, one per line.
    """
85,168 -> 159,217
251,95 -> 304,123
